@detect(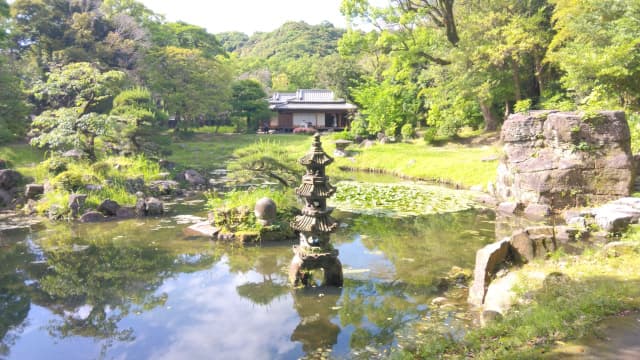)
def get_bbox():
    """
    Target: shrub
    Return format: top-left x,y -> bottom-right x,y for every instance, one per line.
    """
43,157 -> 68,175
52,171 -> 85,192
91,161 -> 112,177
514,99 -> 532,113
401,123 -> 416,140
423,127 -> 438,144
